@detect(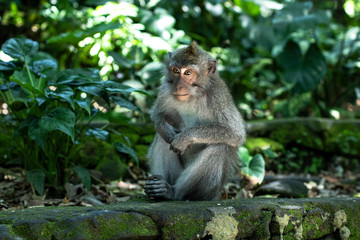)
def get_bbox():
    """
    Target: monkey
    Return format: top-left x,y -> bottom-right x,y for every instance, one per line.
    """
144,41 -> 246,201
